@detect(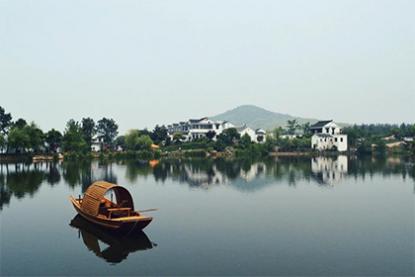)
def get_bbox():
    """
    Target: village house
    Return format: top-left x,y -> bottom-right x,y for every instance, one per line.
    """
311,120 -> 348,152
236,125 -> 267,143
167,117 -> 266,143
